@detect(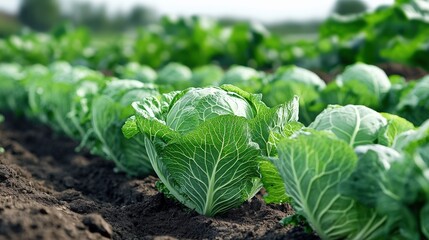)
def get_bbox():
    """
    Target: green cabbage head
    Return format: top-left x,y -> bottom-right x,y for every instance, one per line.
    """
123,85 -> 299,216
